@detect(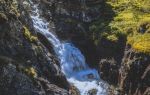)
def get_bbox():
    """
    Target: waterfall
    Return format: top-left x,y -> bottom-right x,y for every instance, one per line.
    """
29,1 -> 107,95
